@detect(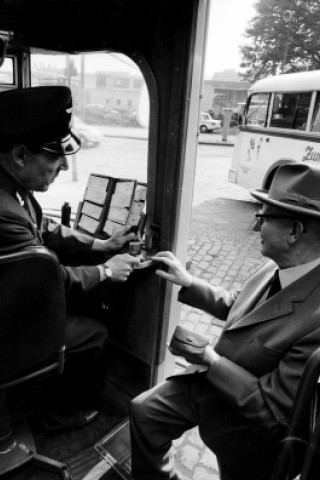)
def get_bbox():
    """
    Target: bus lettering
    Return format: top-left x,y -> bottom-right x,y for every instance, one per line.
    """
302,146 -> 320,163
